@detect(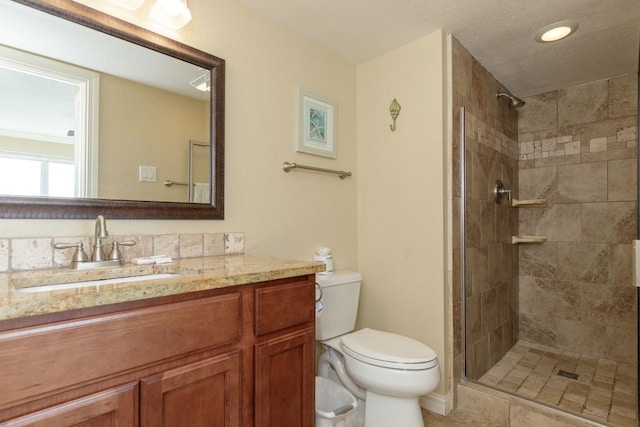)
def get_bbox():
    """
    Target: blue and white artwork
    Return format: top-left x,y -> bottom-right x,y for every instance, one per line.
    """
308,108 -> 327,142
297,88 -> 337,158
